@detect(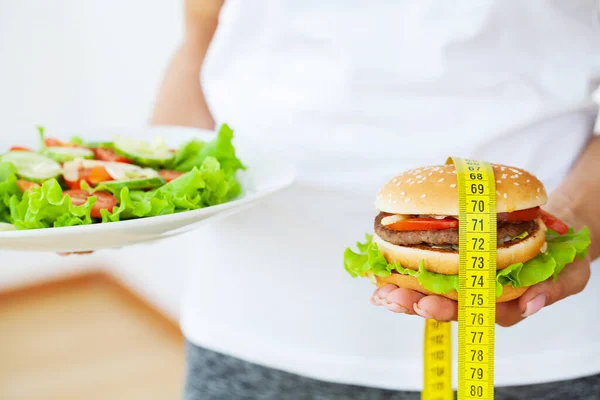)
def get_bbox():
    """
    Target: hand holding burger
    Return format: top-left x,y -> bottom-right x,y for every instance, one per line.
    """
371,257 -> 590,327
345,163 -> 592,327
